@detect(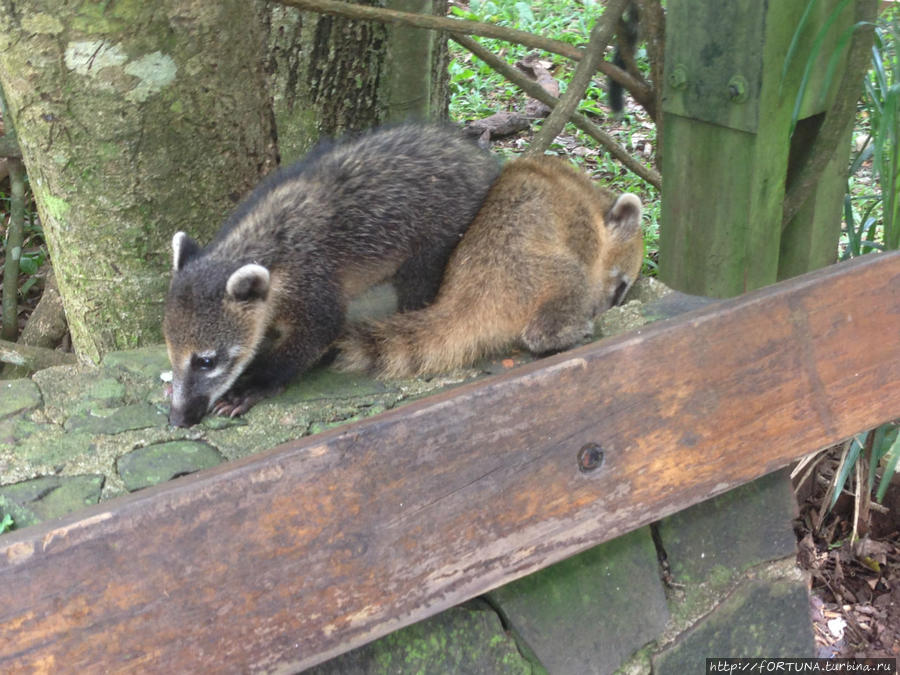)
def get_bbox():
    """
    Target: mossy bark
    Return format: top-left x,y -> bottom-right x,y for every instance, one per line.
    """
0,1 -> 278,362
266,0 -> 448,164
0,0 -> 449,361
